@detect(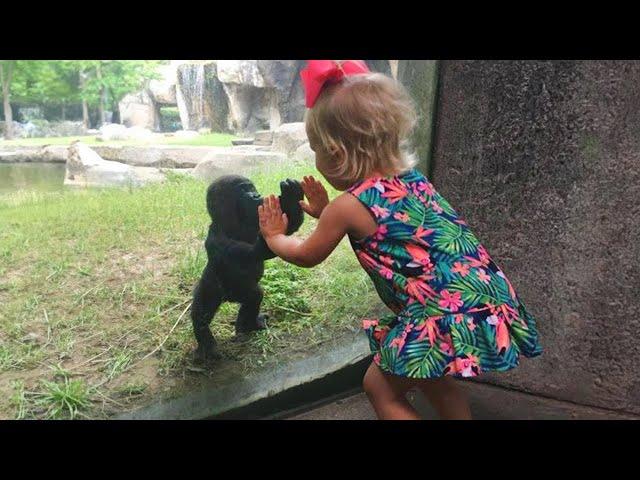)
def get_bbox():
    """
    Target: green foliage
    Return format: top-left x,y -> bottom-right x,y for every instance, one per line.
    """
2,60 -> 162,111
